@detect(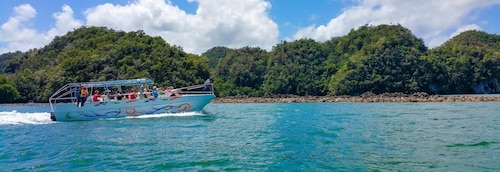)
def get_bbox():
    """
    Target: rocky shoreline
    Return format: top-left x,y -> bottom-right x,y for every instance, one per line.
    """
212,92 -> 500,103
2,92 -> 500,105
